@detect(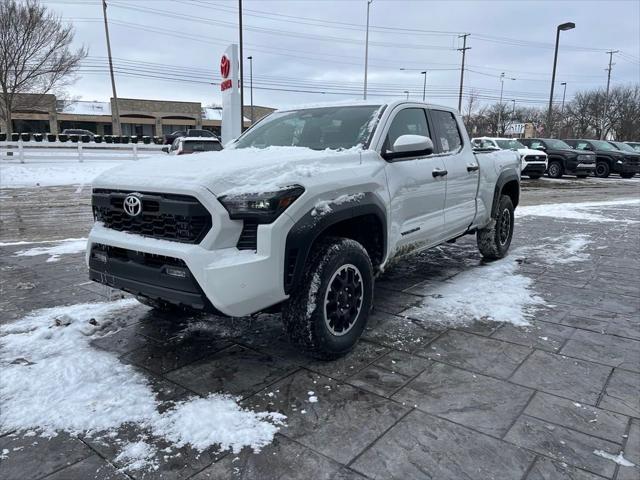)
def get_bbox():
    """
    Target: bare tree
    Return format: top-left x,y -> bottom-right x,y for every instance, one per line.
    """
0,0 -> 86,134
463,89 -> 479,124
